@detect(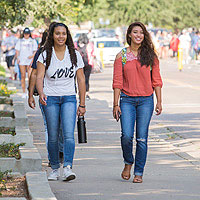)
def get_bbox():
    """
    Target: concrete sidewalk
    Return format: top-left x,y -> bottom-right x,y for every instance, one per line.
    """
25,62 -> 200,200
